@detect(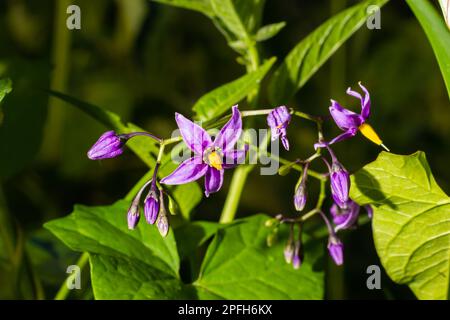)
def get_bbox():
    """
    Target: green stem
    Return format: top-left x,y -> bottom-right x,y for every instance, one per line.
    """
41,0 -> 72,161
218,40 -> 261,223
54,252 -> 90,300
219,166 -> 252,223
